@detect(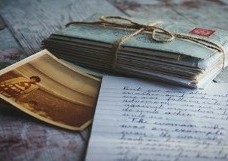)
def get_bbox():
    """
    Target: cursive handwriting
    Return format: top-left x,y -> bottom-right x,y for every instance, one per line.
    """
86,76 -> 228,161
